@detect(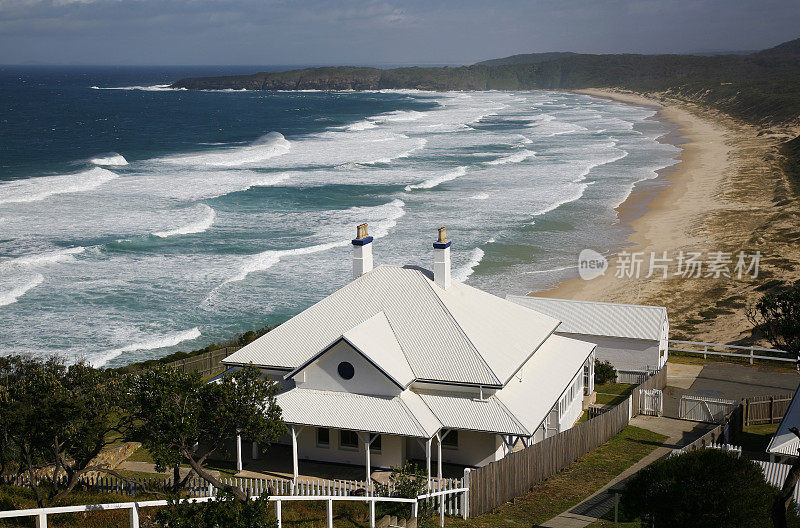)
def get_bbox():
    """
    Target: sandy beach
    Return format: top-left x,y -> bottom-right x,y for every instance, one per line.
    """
538,88 -> 800,345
